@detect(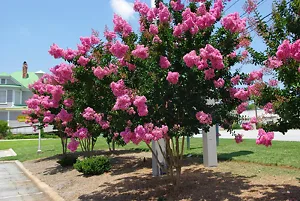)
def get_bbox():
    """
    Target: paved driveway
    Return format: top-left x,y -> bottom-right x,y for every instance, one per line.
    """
0,162 -> 51,201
